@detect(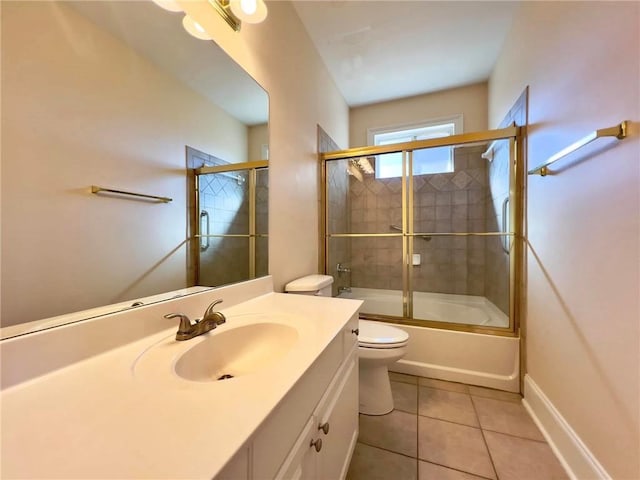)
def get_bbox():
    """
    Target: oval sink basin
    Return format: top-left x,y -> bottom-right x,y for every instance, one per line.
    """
174,323 -> 298,382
